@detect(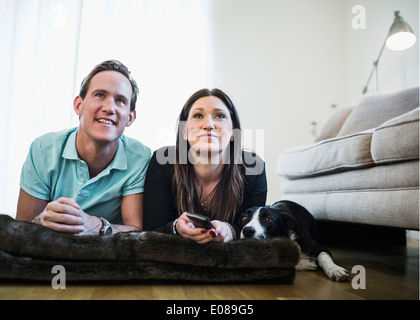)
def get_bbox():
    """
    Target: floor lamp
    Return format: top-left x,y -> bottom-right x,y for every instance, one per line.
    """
362,10 -> 416,94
